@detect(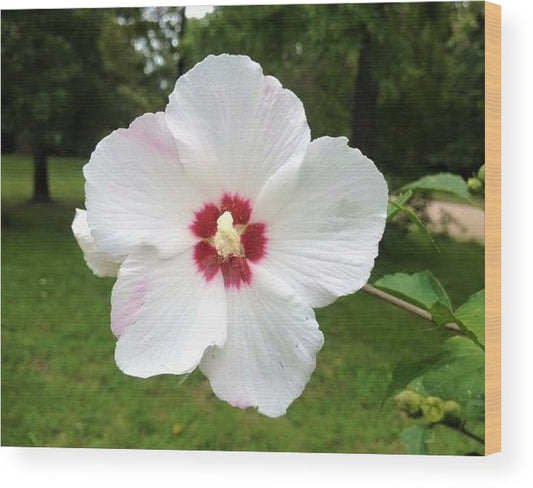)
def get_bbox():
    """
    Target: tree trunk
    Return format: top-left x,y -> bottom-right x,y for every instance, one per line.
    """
350,29 -> 379,158
32,148 -> 51,203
